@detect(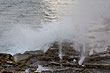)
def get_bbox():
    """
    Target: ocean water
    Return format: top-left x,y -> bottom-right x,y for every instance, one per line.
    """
0,0 -> 110,55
